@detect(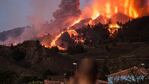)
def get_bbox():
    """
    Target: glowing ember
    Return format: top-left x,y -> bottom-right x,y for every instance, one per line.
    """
69,18 -> 82,28
67,30 -> 78,37
50,31 -> 66,50
42,29 -> 79,50
75,37 -> 85,44
108,23 -> 121,37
